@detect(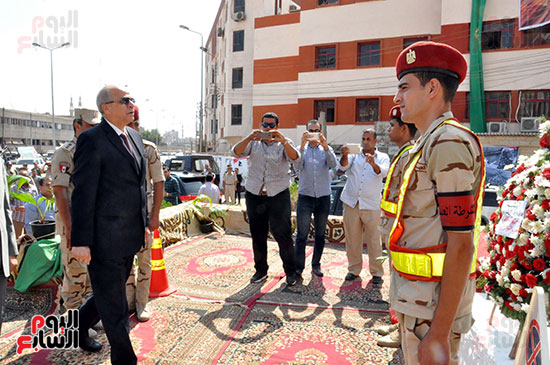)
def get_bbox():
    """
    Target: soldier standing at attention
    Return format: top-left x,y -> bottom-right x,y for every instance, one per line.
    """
125,106 -> 164,322
52,108 -> 100,312
376,105 -> 417,349
390,41 -> 485,364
